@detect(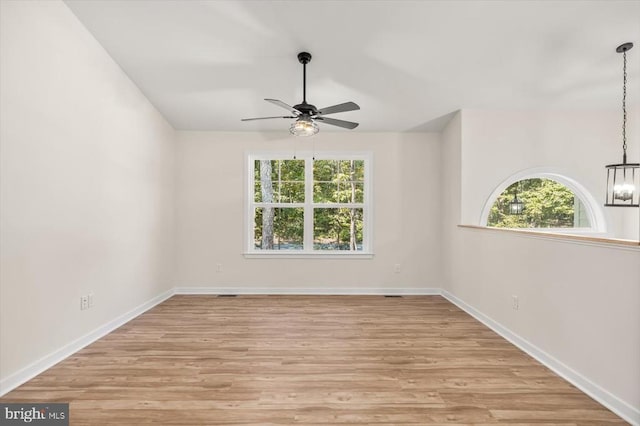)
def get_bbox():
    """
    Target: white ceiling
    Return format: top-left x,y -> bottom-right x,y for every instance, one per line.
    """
64,0 -> 640,133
